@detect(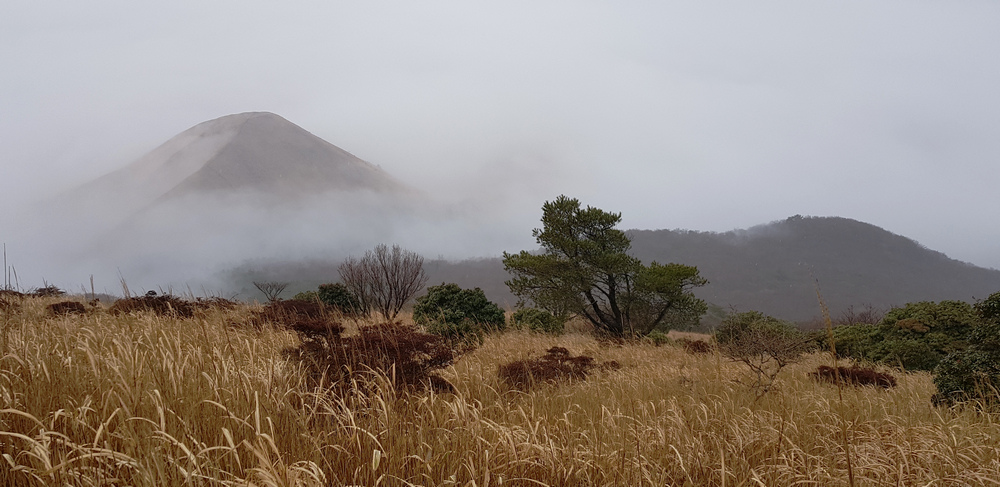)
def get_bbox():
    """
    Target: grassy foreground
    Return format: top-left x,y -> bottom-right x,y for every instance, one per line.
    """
2,297 -> 1000,486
